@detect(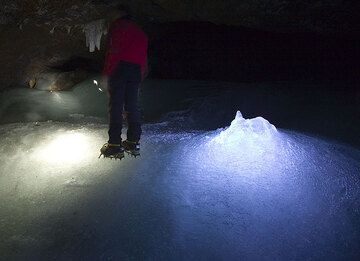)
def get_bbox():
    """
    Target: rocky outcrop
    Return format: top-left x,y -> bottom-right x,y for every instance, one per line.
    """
0,1 -> 112,90
0,23 -> 102,90
28,70 -> 89,91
